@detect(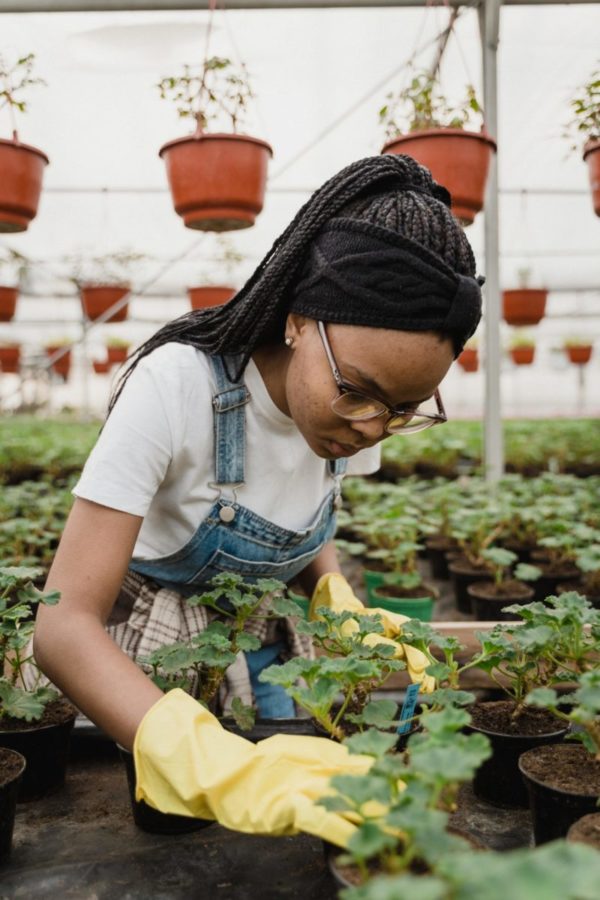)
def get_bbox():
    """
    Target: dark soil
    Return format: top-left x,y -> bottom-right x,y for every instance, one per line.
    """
0,698 -> 78,732
448,557 -> 493,578
0,748 -> 25,787
425,535 -> 458,552
467,580 -> 534,601
558,580 -> 599,606
469,700 -> 565,737
374,582 -> 437,600
538,562 -> 581,580
567,813 -> 600,848
520,743 -> 600,795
